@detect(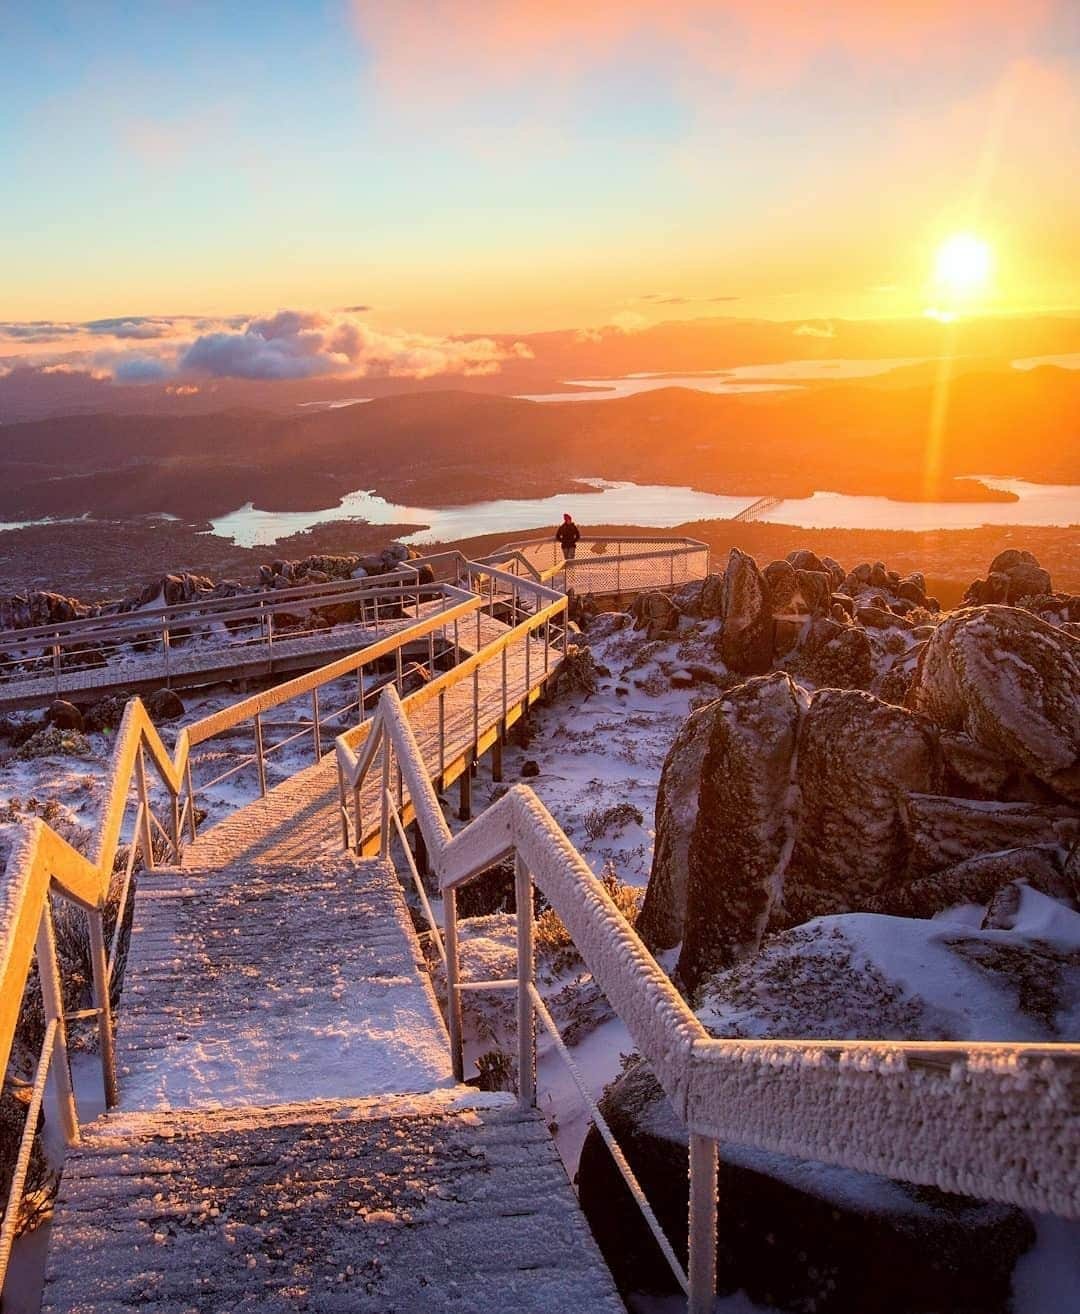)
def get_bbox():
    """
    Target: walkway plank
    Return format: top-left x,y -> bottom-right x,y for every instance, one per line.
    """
43,1091 -> 625,1314
116,858 -> 455,1111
